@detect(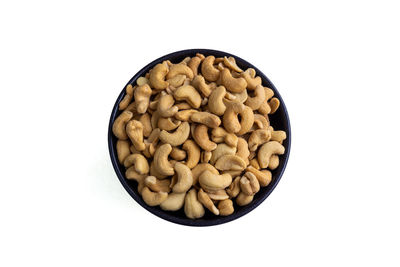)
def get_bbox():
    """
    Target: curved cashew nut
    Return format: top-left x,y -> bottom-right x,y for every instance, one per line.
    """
191,163 -> 219,186
159,121 -> 190,146
258,101 -> 271,115
157,93 -> 178,117
241,68 -> 262,90
208,86 -> 227,115
252,114 -> 270,130
236,137 -> 250,165
199,170 -> 232,192
187,55 -> 203,76
153,143 -> 175,176
236,105 -> 254,135
269,97 -> 280,114
223,101 -> 245,133
174,109 -> 198,121
119,88 -> 133,110
150,161 -> 168,180
201,56 -> 220,82
134,84 -> 152,114
240,172 -> 260,196
126,120 -> 146,151
210,143 -> 237,165
220,68 -> 247,93
190,112 -> 221,128
141,186 -> 168,206
116,140 -> 131,164
167,74 -> 186,88
160,192 -> 186,211
206,189 -> 229,200
191,75 -> 214,97
270,130 -> 287,144
215,155 -> 247,171
211,127 -> 238,147
246,166 -> 272,187
112,110 -> 133,140
232,89 -> 248,103
198,188 -> 219,215
218,199 -> 234,216
193,124 -> 217,151
248,129 -> 272,151
125,166 -> 146,183
200,151 -> 212,163
226,176 -> 241,198
123,154 -> 149,174
166,64 -> 194,80
139,113 -> 152,137
223,56 -> 243,73
268,155 -> 280,170
173,85 -> 202,108
170,146 -> 187,161
149,62 -> 169,90
236,192 -> 254,206
157,117 -> 181,131
182,140 -> 200,169
249,158 -> 260,170
144,176 -> 171,193
257,141 -> 285,169
184,188 -> 205,219
175,102 -> 192,110
245,84 -> 265,110
172,162 -> 193,193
